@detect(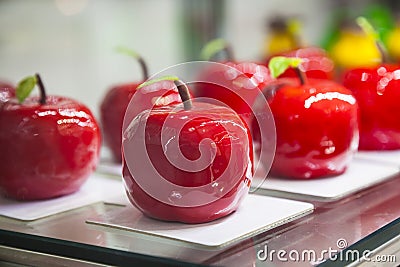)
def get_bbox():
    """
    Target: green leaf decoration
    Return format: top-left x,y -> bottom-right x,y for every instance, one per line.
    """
115,46 -> 140,59
356,16 -> 388,60
356,16 -> 380,41
363,4 -> 395,46
268,56 -> 303,79
16,75 -> 37,103
200,38 -> 227,61
137,76 -> 179,89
